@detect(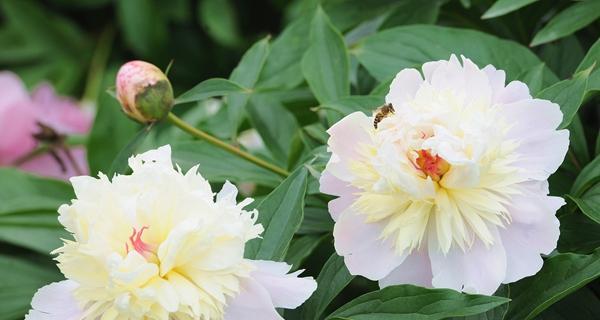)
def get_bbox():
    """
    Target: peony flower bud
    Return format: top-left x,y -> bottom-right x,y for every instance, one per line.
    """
116,61 -> 174,123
